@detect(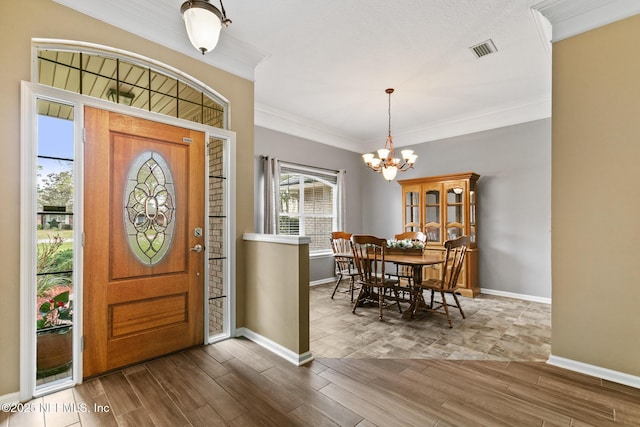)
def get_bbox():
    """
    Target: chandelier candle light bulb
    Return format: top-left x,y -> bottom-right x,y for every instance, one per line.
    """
362,88 -> 417,181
